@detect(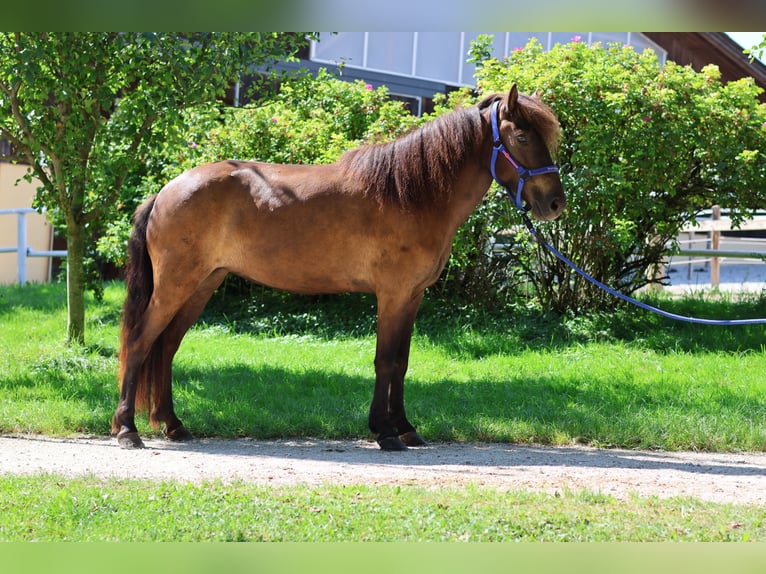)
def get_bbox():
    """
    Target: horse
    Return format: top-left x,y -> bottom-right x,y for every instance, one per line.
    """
112,84 -> 566,451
